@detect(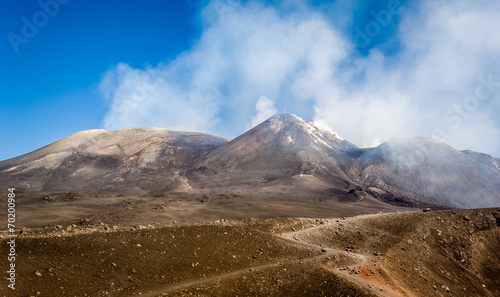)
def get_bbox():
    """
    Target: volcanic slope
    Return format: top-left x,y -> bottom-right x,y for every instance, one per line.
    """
187,113 -> 360,192
1,113 -> 500,209
358,138 -> 500,209
0,128 -> 228,193
1,208 -> 498,296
